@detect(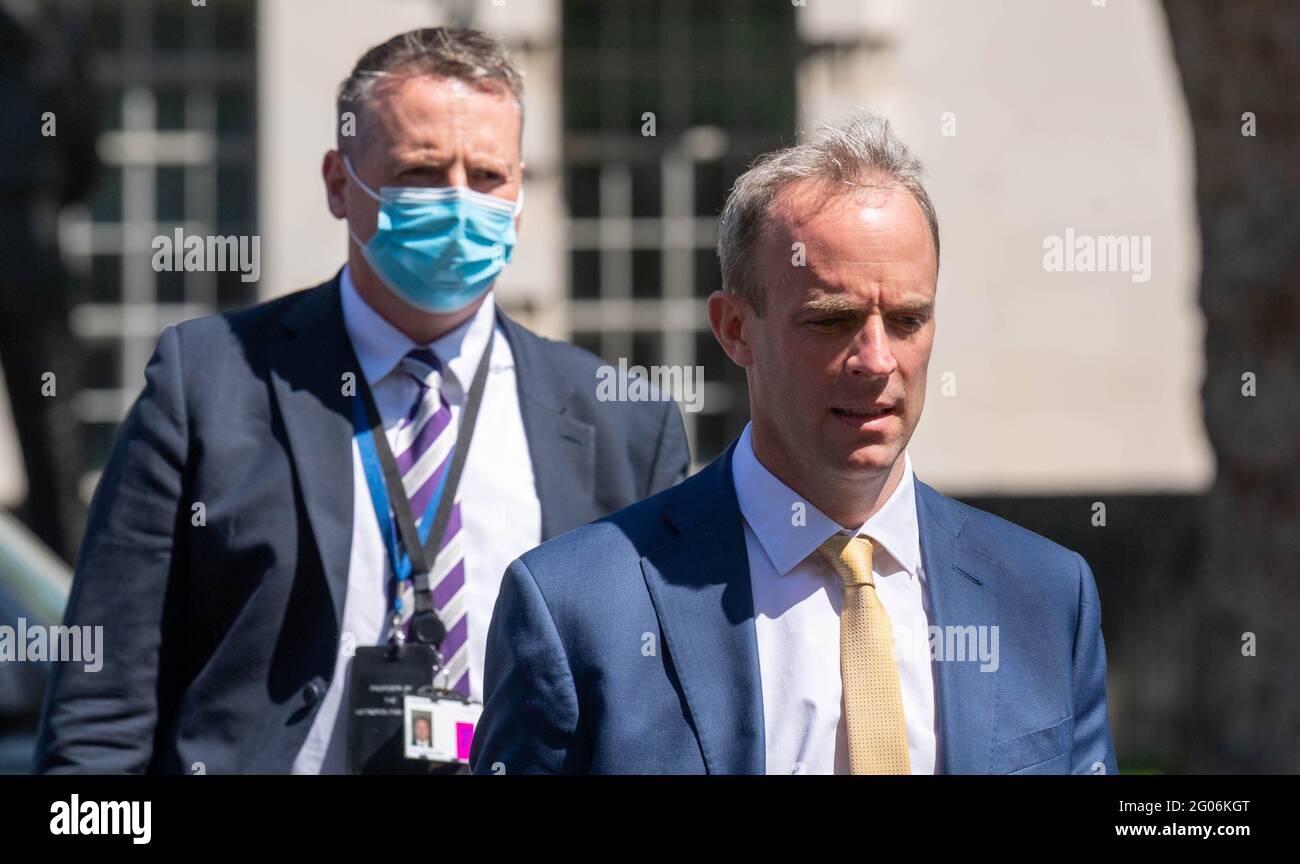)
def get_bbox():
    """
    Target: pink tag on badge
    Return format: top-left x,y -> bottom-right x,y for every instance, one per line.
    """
456,722 -> 475,761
